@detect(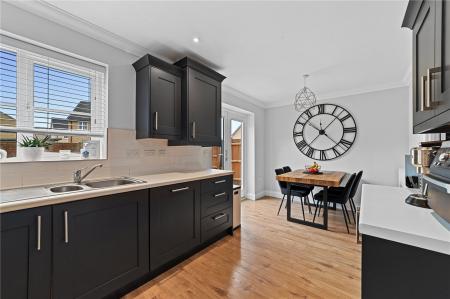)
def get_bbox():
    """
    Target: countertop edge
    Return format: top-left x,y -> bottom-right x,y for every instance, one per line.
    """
359,223 -> 450,255
0,170 -> 234,214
